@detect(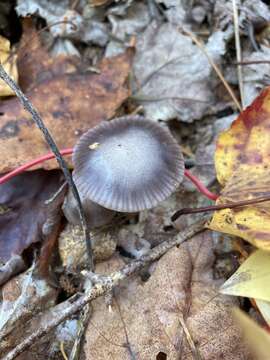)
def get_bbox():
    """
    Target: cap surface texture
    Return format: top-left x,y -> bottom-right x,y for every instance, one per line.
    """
73,116 -> 184,212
